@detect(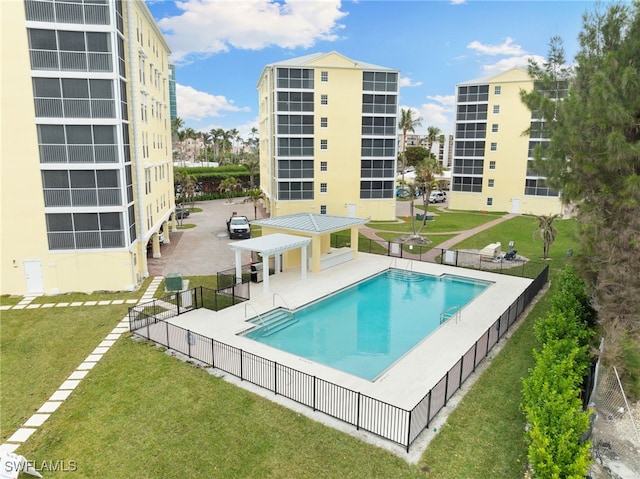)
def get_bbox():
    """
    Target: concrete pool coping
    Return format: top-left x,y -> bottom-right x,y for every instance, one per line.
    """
162,253 -> 533,411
